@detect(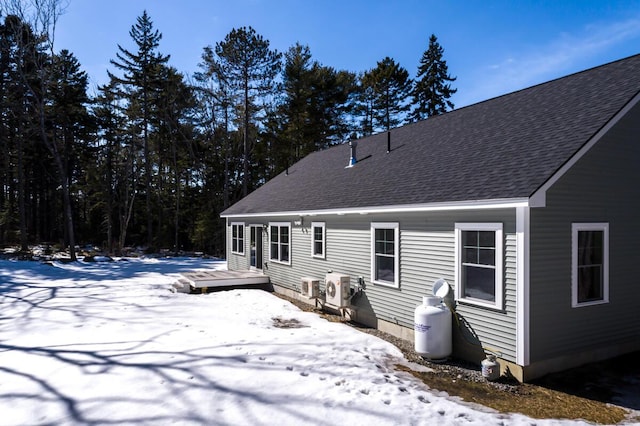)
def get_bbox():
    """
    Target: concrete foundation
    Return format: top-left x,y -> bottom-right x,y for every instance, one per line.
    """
270,283 -> 639,382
